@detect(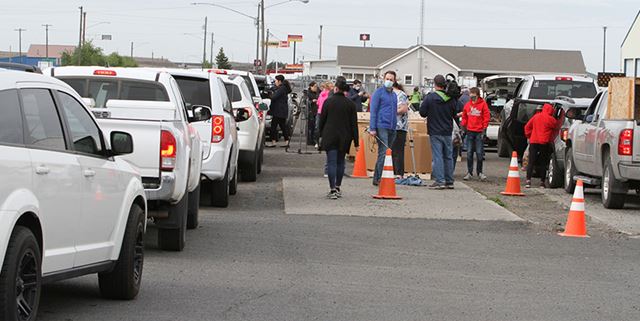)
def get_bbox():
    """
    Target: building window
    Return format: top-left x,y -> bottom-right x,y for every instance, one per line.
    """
624,59 -> 634,77
636,59 -> 640,78
342,73 -> 353,79
404,74 -> 413,85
